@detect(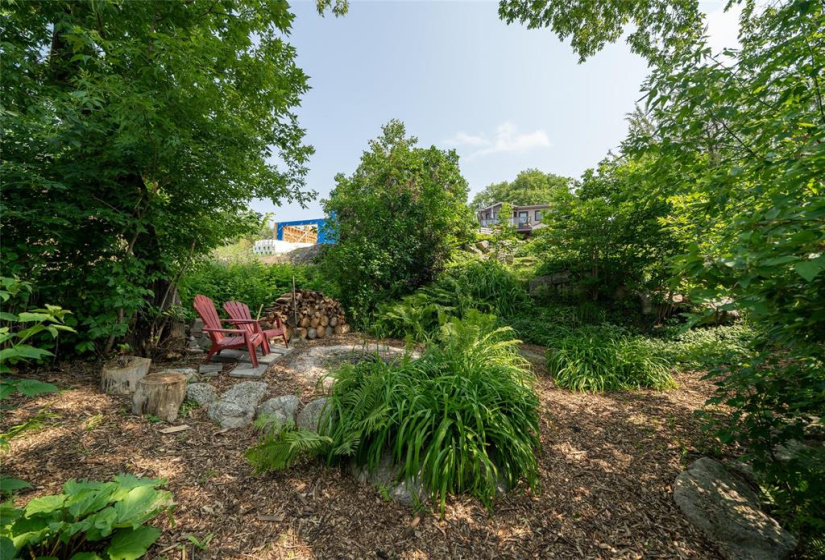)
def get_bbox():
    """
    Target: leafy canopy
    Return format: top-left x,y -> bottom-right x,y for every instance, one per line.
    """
471,169 -> 570,211
322,120 -> 473,317
1,0 -> 330,353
